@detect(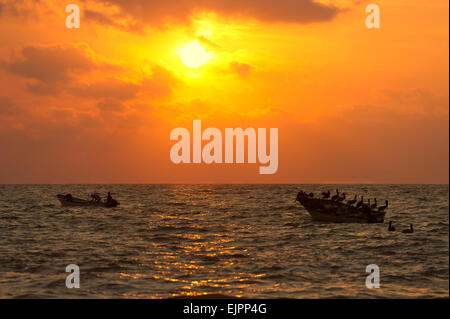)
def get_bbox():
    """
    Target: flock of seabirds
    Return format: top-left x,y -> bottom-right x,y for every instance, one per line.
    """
302,189 -> 414,233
